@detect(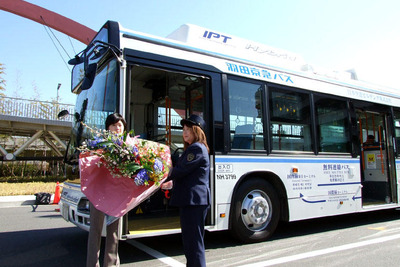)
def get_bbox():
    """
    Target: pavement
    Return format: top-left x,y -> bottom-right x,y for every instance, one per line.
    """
0,195 -> 38,208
